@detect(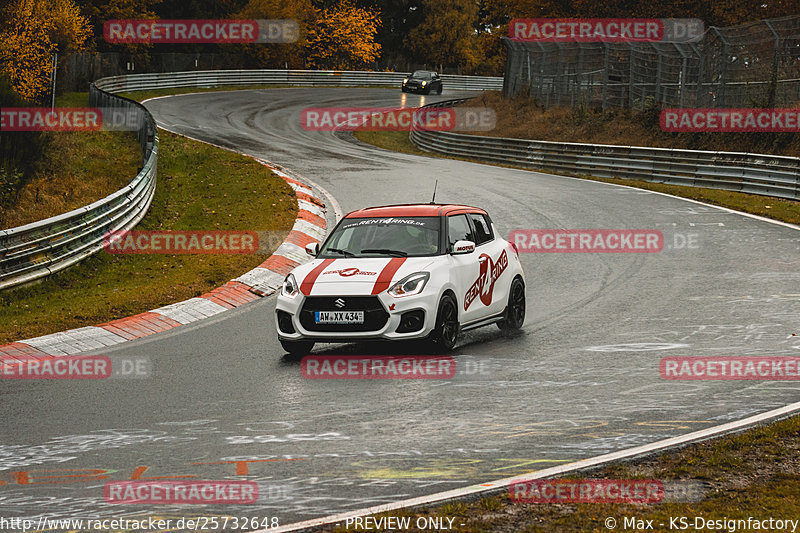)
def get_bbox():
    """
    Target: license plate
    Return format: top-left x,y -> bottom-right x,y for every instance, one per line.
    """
315,311 -> 364,324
